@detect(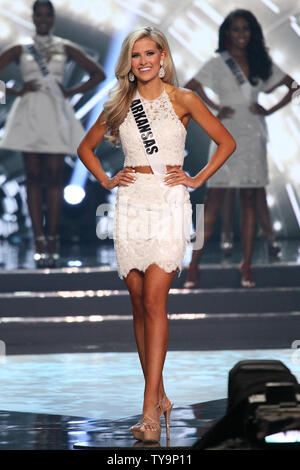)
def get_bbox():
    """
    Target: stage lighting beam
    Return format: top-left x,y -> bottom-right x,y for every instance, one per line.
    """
259,0 -> 280,14
193,0 -> 224,25
115,0 -> 160,24
0,6 -> 33,31
168,27 -> 206,61
286,183 -> 300,229
290,16 -> 300,37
